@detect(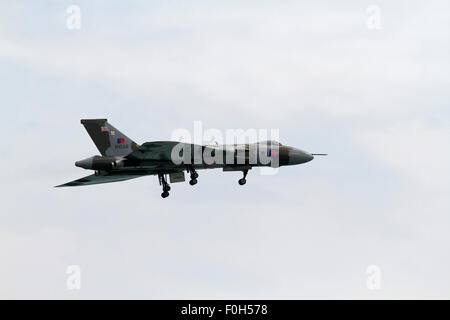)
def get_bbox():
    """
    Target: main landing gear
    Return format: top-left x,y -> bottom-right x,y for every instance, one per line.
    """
238,169 -> 249,185
188,166 -> 198,186
158,173 -> 171,198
